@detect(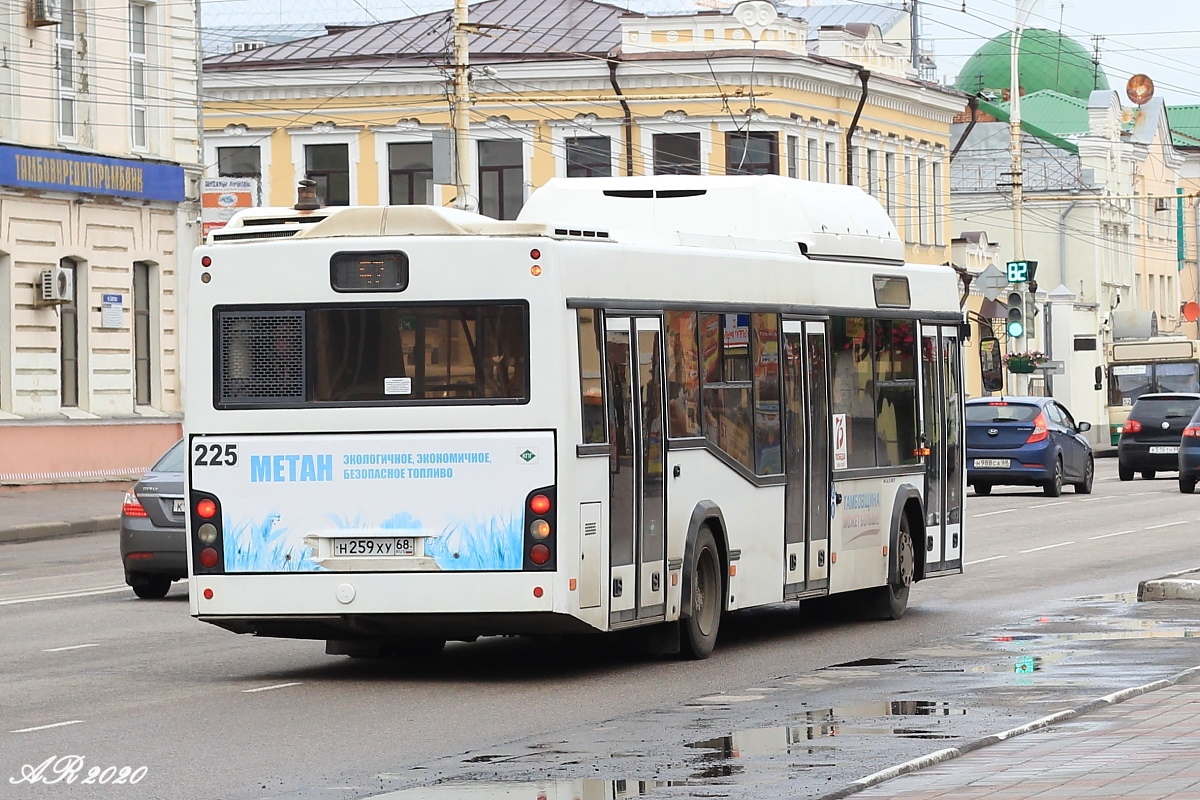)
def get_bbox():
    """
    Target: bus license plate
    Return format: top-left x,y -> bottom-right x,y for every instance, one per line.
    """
1150,446 -> 1179,454
332,538 -> 416,557
973,458 -> 1010,469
